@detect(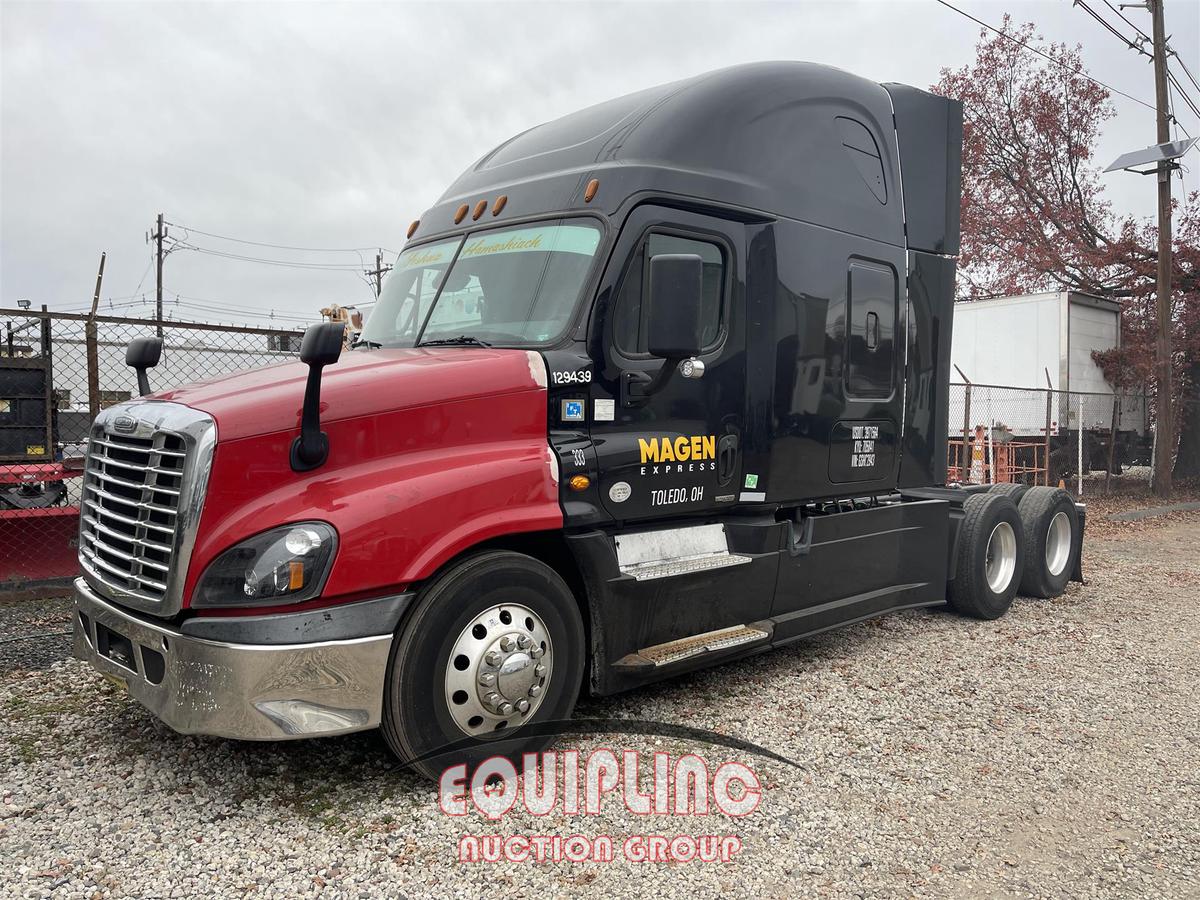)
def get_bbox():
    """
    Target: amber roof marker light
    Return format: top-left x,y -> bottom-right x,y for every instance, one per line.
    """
472,200 -> 488,221
492,195 -> 508,216
454,204 -> 469,224
584,179 -> 600,203
407,220 -> 420,239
